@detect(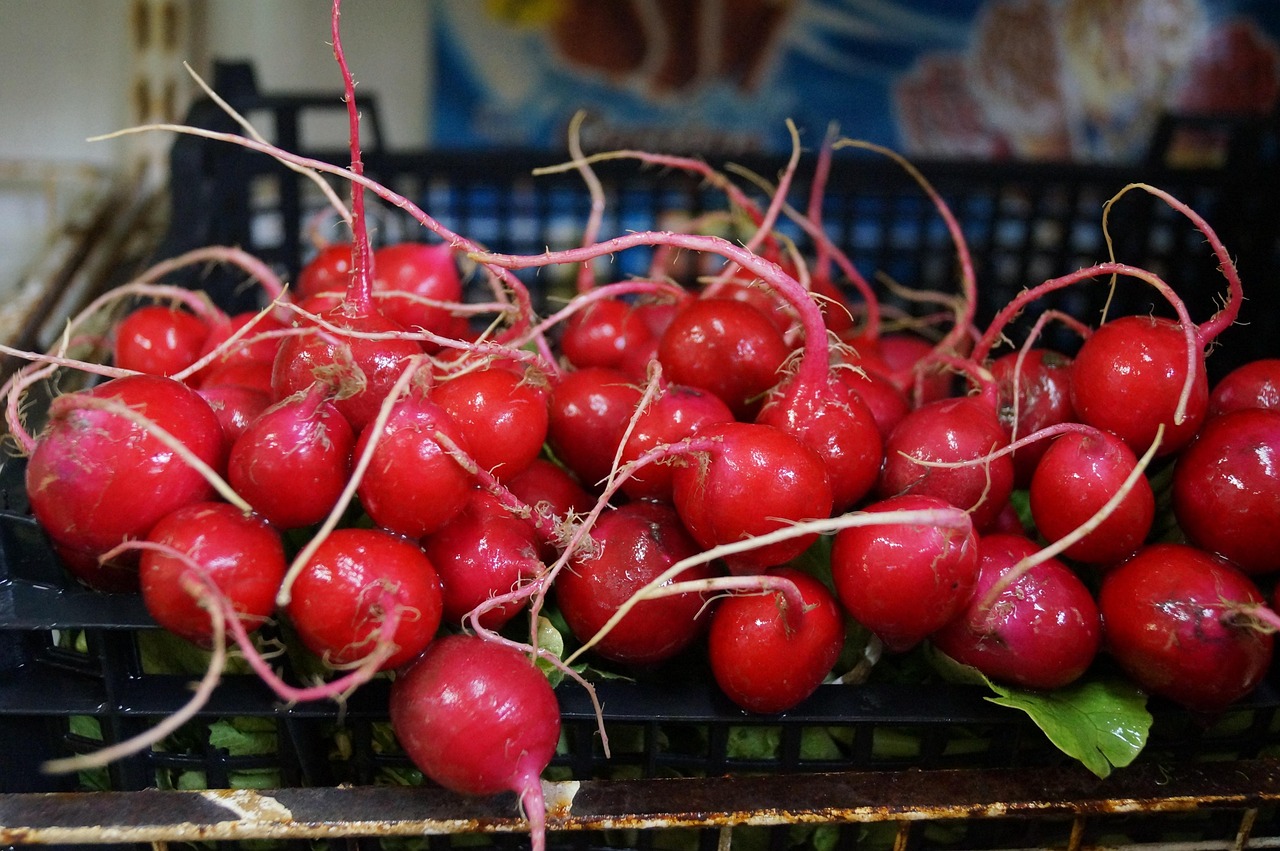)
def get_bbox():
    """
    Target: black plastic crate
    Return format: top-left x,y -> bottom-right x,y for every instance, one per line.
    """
5,64 -> 1280,850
